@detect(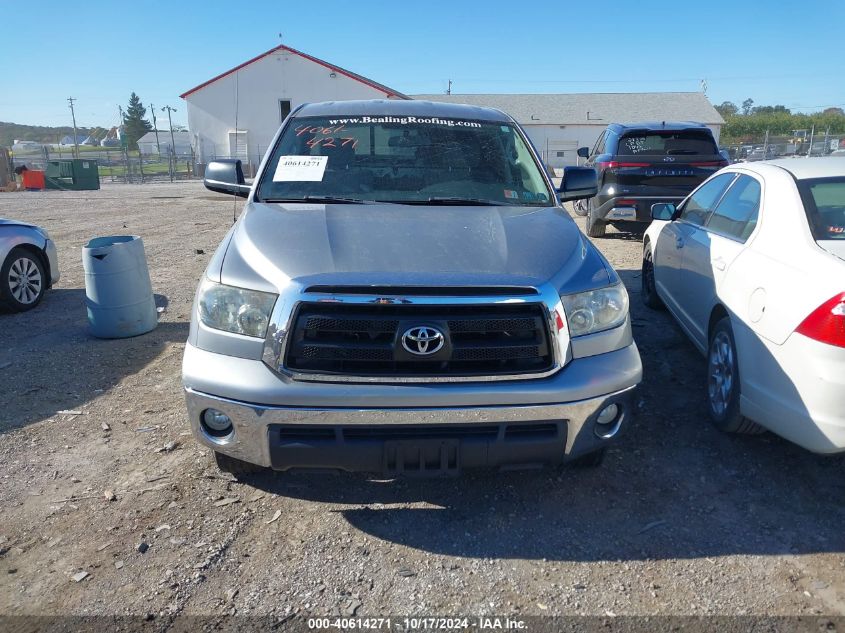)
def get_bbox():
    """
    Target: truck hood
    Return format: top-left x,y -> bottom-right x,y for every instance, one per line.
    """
216,202 -> 612,294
